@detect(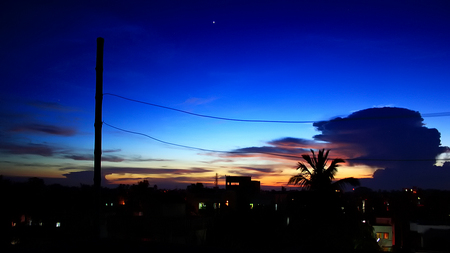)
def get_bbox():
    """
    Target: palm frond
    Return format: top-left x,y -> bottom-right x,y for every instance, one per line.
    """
288,174 -> 311,189
288,149 -> 360,192
302,154 -> 315,170
325,158 -> 345,179
297,162 -> 312,176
